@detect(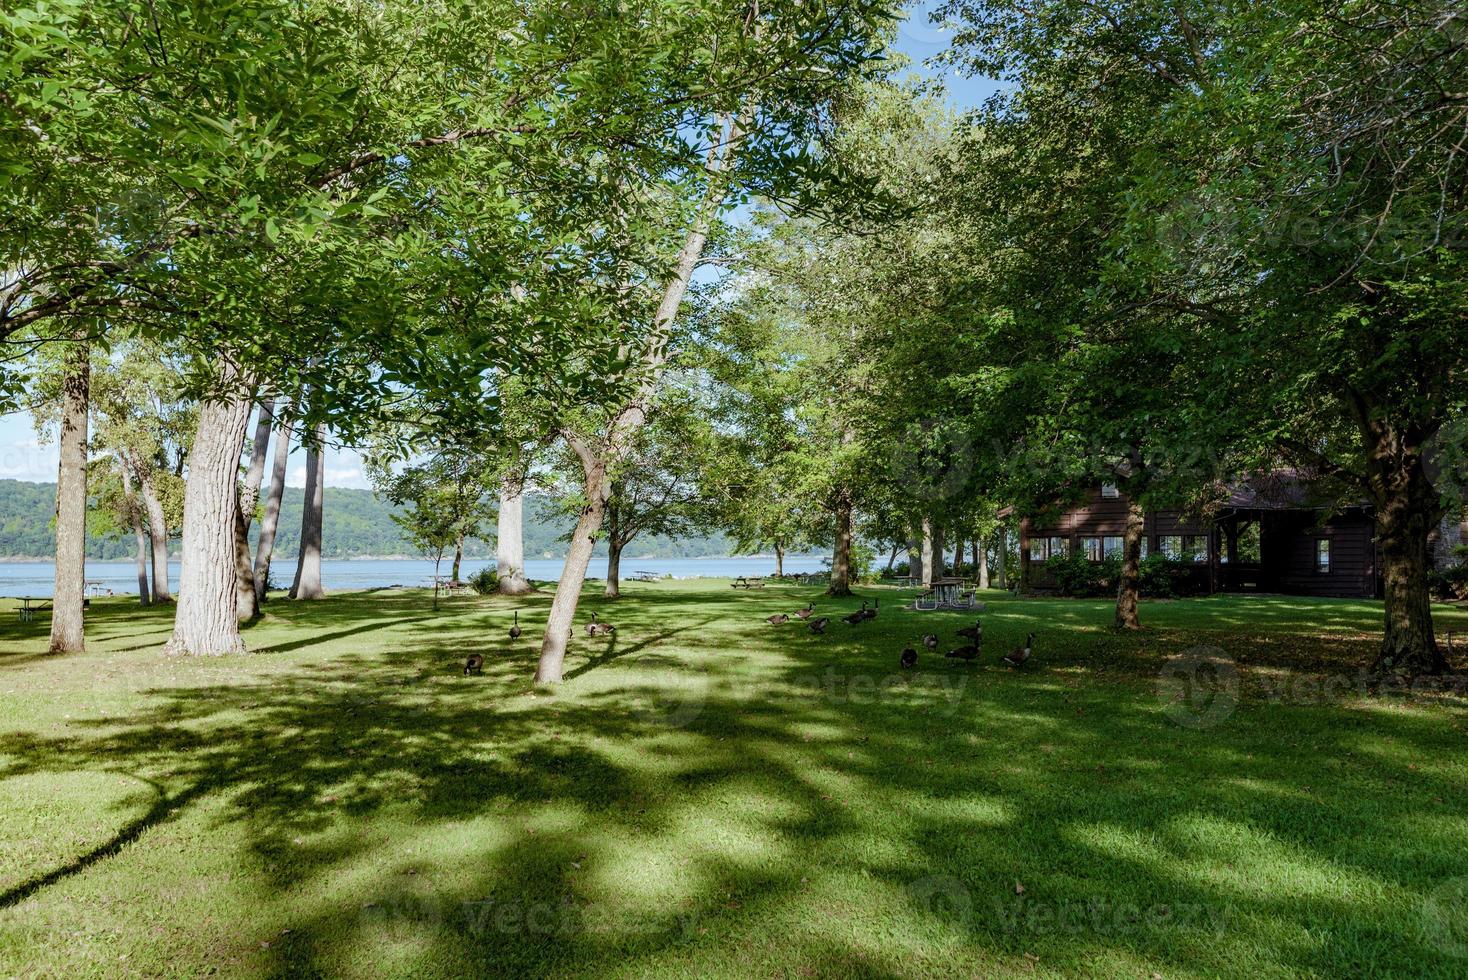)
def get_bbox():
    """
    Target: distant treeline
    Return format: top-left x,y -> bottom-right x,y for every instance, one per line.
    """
0,479 -> 733,560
